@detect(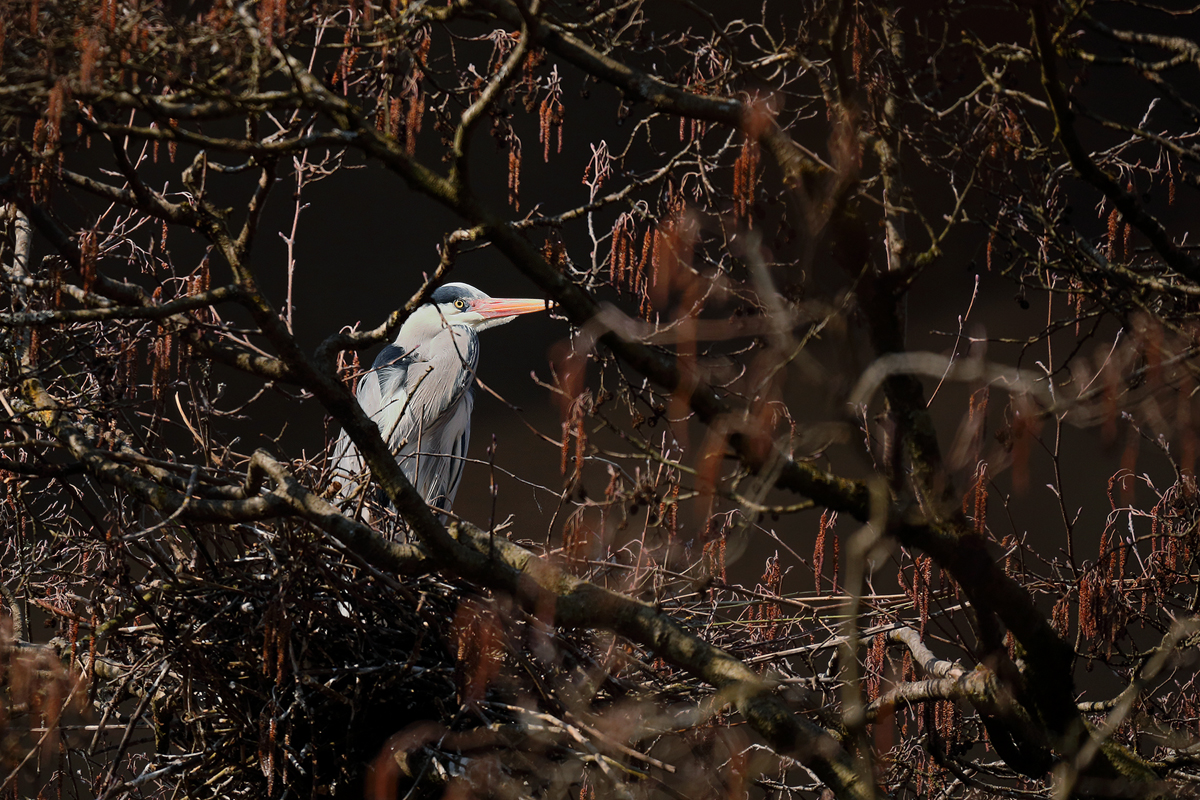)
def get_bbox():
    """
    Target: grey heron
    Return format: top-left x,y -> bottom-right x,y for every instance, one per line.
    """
331,282 -> 551,515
